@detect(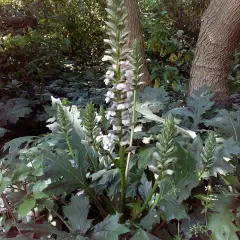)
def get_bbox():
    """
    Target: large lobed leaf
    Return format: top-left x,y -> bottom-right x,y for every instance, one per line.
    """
131,229 -> 160,240
169,87 -> 214,130
137,86 -> 170,113
43,149 -> 90,195
1,136 -> 38,165
138,173 -> 152,201
63,194 -> 92,234
208,195 -> 239,240
140,209 -> 160,232
92,214 -> 129,240
0,98 -> 32,127
205,109 -> 240,140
